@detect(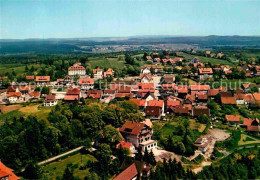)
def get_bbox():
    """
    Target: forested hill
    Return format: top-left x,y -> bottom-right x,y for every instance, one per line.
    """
1,35 -> 260,54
